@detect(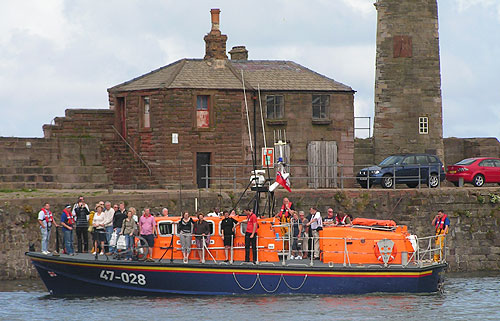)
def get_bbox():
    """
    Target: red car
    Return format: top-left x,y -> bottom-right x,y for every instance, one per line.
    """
447,157 -> 500,187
